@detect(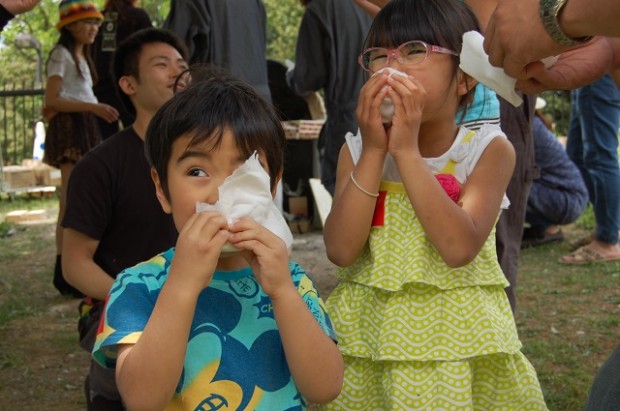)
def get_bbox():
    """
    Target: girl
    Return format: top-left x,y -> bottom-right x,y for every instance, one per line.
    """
43,0 -> 119,296
323,0 -> 548,409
